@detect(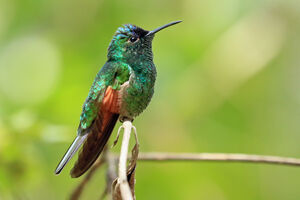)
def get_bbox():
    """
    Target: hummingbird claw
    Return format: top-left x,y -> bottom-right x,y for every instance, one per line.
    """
119,116 -> 133,123
132,125 -> 139,146
112,125 -> 123,147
